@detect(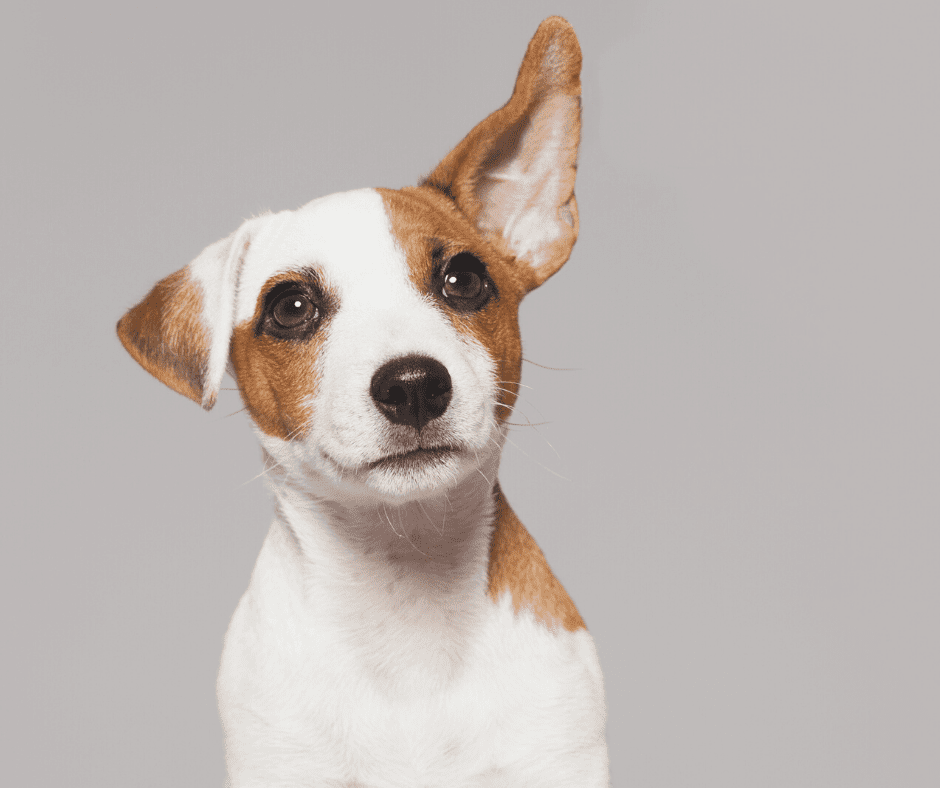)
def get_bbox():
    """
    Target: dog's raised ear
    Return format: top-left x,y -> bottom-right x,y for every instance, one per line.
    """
422,16 -> 581,292
117,221 -> 255,410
